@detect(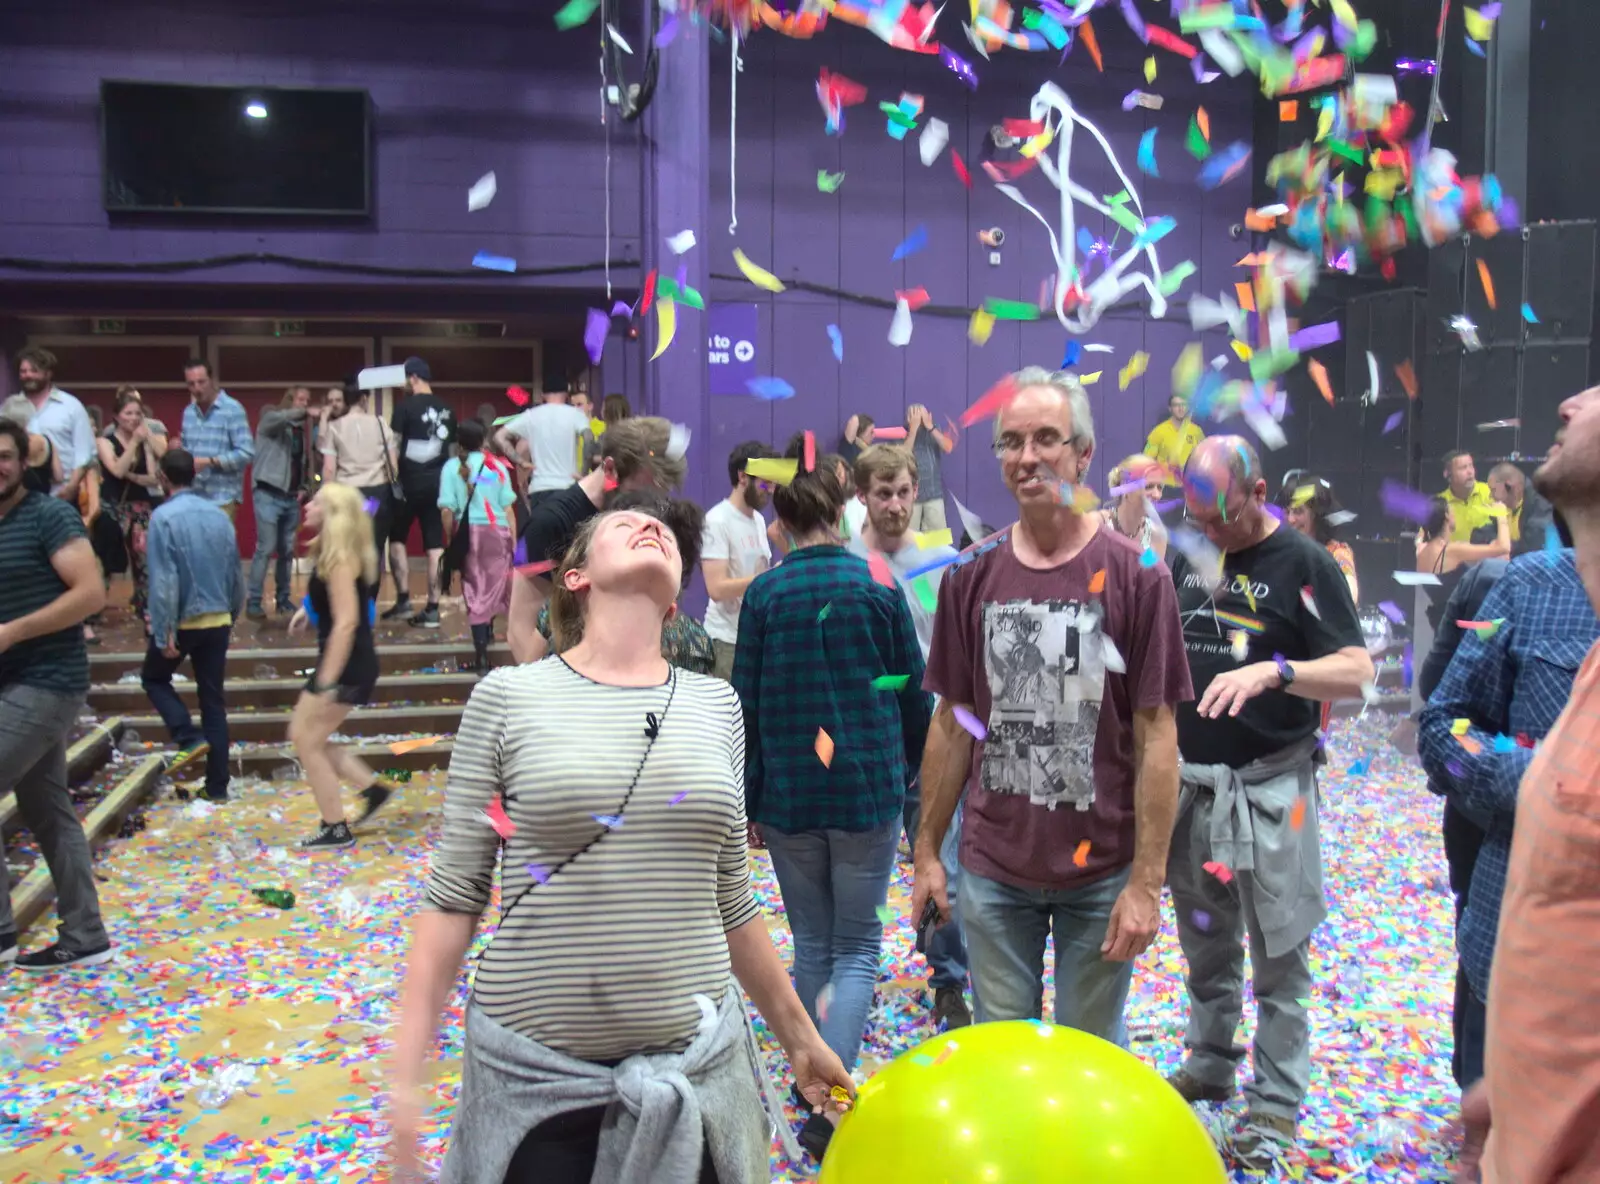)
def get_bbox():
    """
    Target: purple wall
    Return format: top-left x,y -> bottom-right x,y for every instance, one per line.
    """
0,0 -> 639,287
688,22 -> 1254,532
